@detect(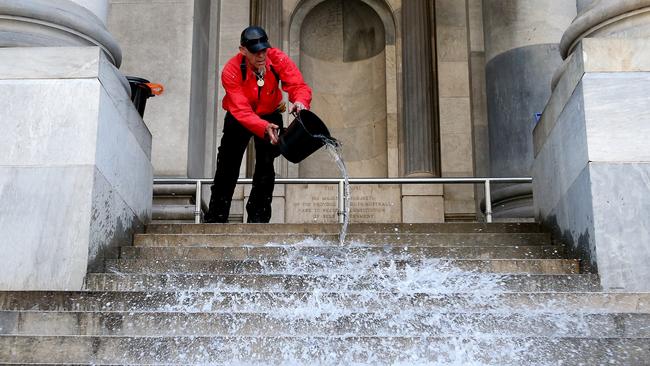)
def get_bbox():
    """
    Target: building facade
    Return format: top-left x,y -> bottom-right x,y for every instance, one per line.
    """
1,0 -> 649,290
109,0 -> 560,224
